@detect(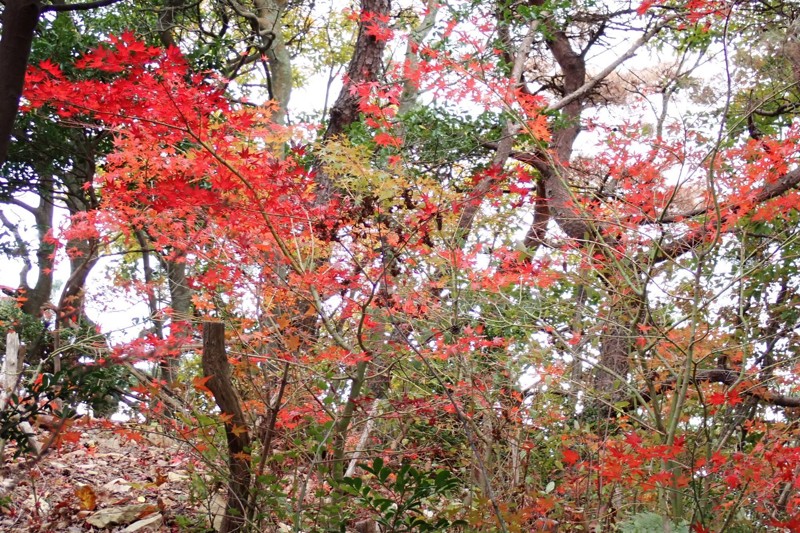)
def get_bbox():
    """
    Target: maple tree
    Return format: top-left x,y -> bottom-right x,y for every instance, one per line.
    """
3,0 -> 800,531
